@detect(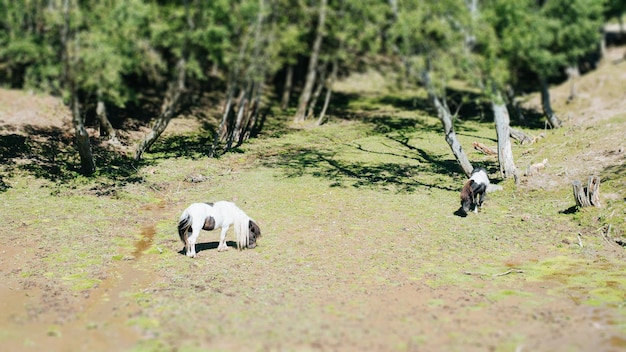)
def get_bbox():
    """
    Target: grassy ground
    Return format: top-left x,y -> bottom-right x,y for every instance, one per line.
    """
0,50 -> 625,351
